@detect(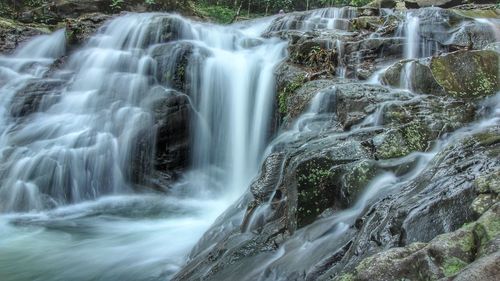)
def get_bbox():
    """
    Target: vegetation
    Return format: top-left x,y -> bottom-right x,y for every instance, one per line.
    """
197,0 -> 371,16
